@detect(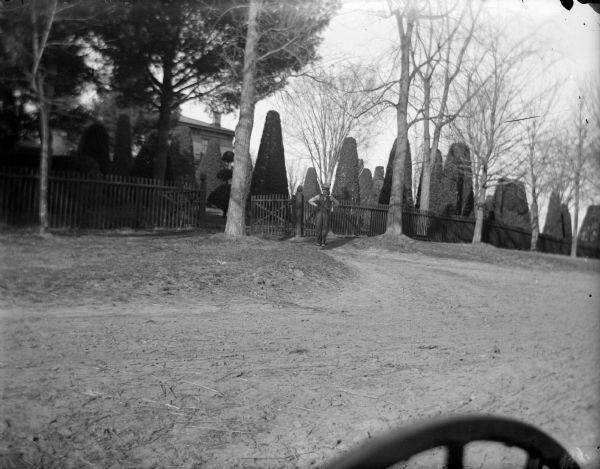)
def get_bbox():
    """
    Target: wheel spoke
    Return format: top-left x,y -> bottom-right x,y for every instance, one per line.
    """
446,444 -> 464,469
524,455 -> 543,469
